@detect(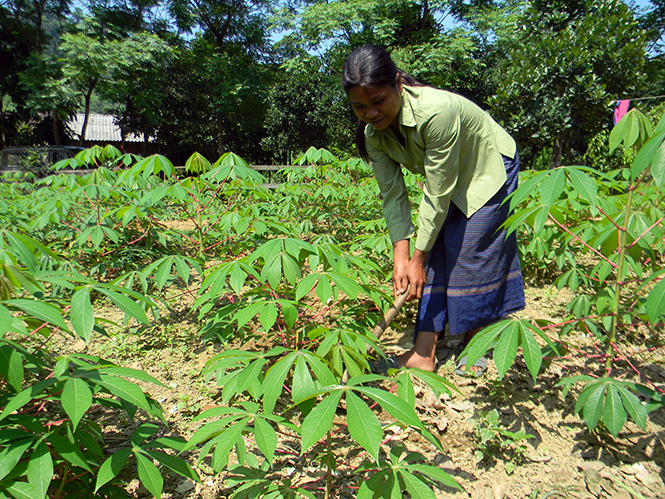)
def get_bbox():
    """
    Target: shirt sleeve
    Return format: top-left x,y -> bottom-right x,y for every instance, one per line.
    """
415,105 -> 462,252
367,139 -> 415,245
